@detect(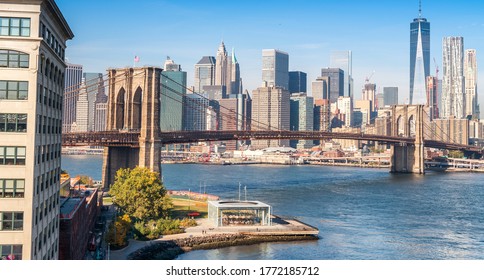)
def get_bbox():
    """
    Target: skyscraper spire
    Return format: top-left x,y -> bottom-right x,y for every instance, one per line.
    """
419,0 -> 422,18
232,47 -> 238,64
